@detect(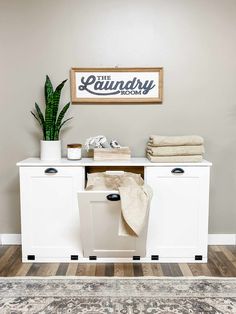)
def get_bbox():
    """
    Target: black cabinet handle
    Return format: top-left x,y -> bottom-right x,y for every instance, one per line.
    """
171,168 -> 184,174
45,168 -> 58,174
106,194 -> 121,201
